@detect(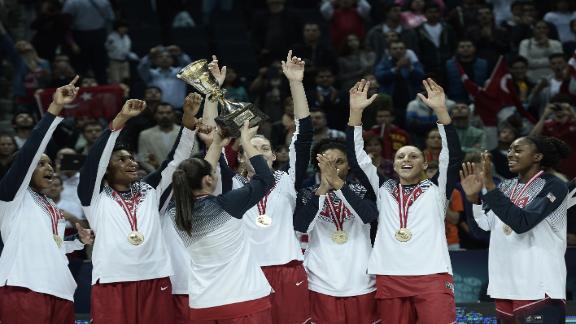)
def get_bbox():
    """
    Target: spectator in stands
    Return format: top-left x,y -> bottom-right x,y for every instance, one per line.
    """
446,0 -> 482,36
416,3 -> 456,84
292,23 -> 338,78
250,60 -> 289,123
364,133 -> 392,177
222,67 -> 249,102
0,134 -> 17,179
312,67 -> 344,130
406,96 -> 455,147
270,97 -> 295,147
529,53 -> 574,115
138,45 -> 191,109
563,19 -> 576,54
399,0 -> 428,30
530,94 -> 576,179
106,20 -> 137,84
11,111 -> 35,149
118,86 -> 162,152
509,55 -> 535,106
499,0 -> 524,31
310,109 -> 345,144
367,3 -> 419,63
80,76 -> 98,88
50,54 -> 76,87
423,128 -> 441,162
76,121 -> 103,155
543,0 -> 576,43
320,0 -> 371,49
138,102 -> 181,170
465,4 -> 510,70
54,147 -> 86,230
251,0 -> 301,65
44,175 -> 88,230
63,0 -> 114,84
446,188 -> 463,250
30,0 -> 74,62
450,102 -> 487,153
490,123 -> 519,179
0,22 -> 51,111
338,34 -> 376,90
202,0 -> 234,24
445,39 -> 488,102
374,40 -> 424,124
519,20 -> 563,82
